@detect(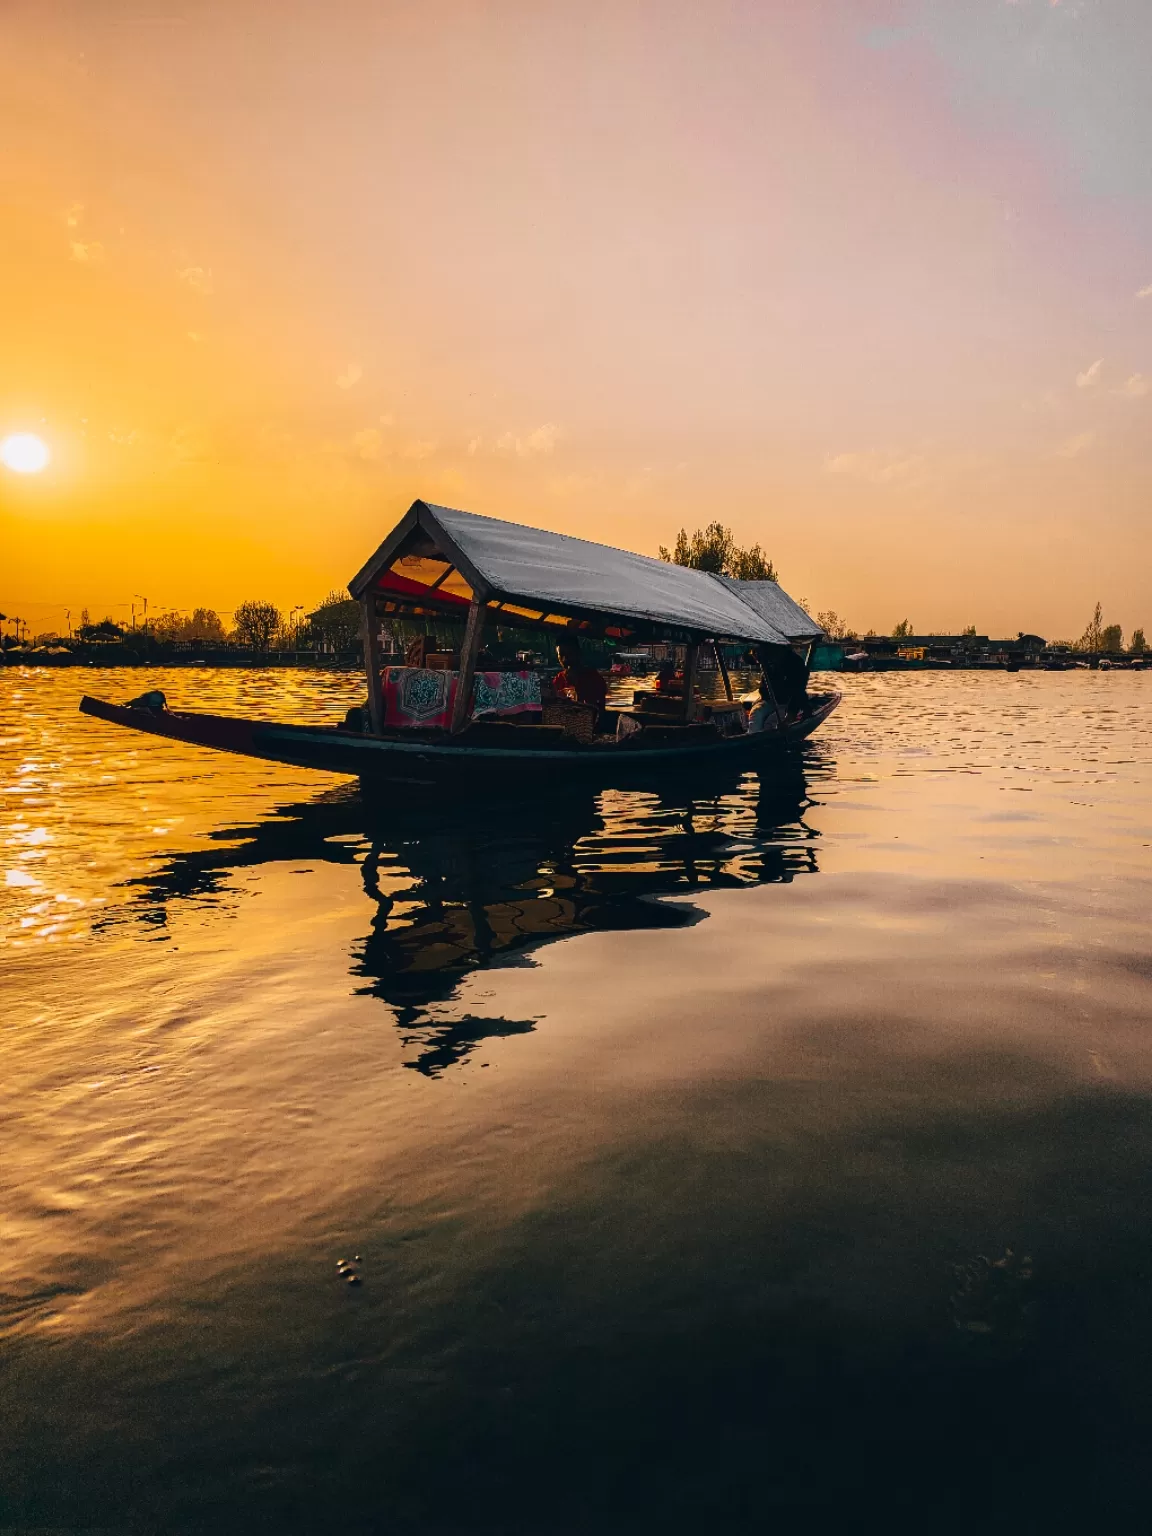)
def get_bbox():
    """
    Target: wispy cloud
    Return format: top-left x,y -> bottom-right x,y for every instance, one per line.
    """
548,472 -> 599,499
177,265 -> 213,295
1054,430 -> 1095,458
824,450 -> 927,485
324,420 -> 419,461
336,362 -> 362,390
424,467 -> 468,498
470,423 -> 561,458
1076,358 -> 1103,388
497,423 -> 560,457
520,423 -> 559,456
64,201 -> 84,229
69,240 -> 104,263
1116,373 -> 1150,398
1138,283 -> 1152,300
